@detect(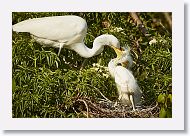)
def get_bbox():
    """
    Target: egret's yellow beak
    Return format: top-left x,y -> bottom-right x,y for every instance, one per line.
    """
111,46 -> 124,58
111,45 -> 131,68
